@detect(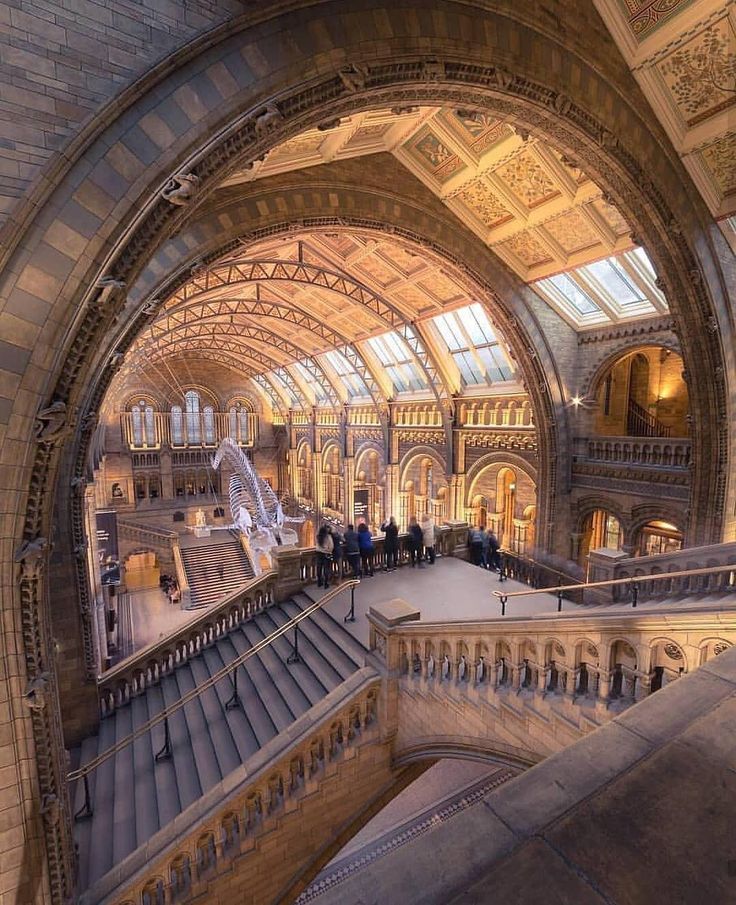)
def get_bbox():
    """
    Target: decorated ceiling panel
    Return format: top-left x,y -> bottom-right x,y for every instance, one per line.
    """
222,104 -> 637,282
596,0 -> 736,222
